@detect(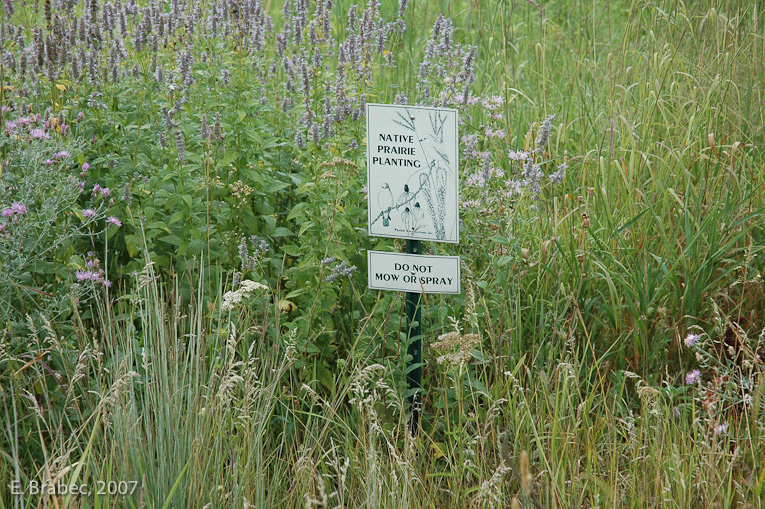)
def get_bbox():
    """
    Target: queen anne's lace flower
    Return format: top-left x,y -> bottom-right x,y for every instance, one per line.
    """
221,280 -> 268,311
